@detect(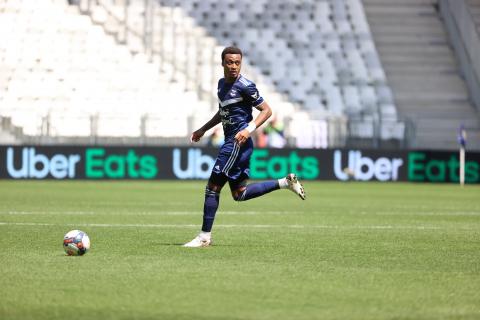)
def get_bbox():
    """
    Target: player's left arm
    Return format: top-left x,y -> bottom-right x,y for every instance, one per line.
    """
252,101 -> 272,130
234,101 -> 272,145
